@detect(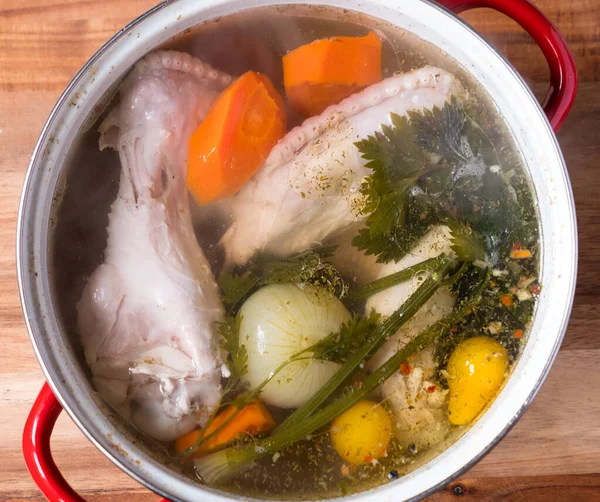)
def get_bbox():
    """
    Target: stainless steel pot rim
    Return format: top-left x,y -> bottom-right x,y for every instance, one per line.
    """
17,1 -> 577,501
